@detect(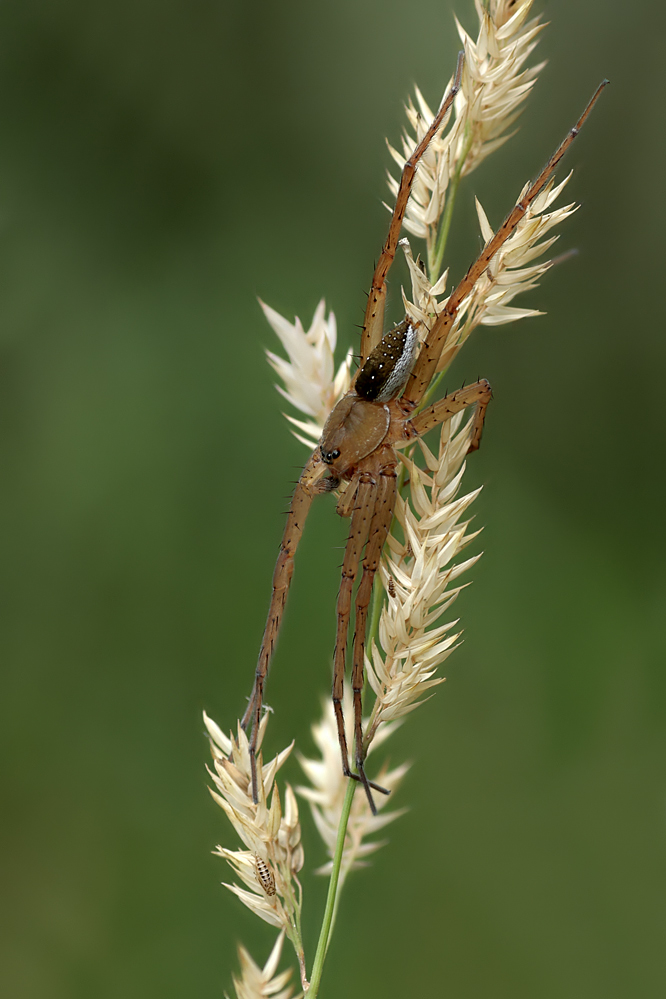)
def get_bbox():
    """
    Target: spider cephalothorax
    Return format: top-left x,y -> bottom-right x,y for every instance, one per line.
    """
240,53 -> 607,811
319,320 -> 419,478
